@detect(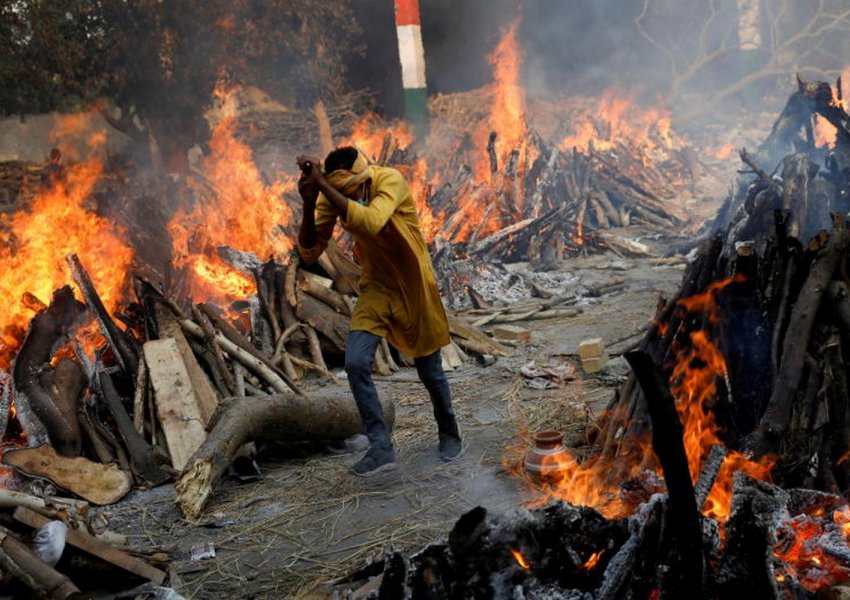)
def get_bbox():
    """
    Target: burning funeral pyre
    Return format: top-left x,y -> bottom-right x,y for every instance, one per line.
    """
315,78 -> 850,599
0,9 -> 846,597
0,22 -> 718,594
